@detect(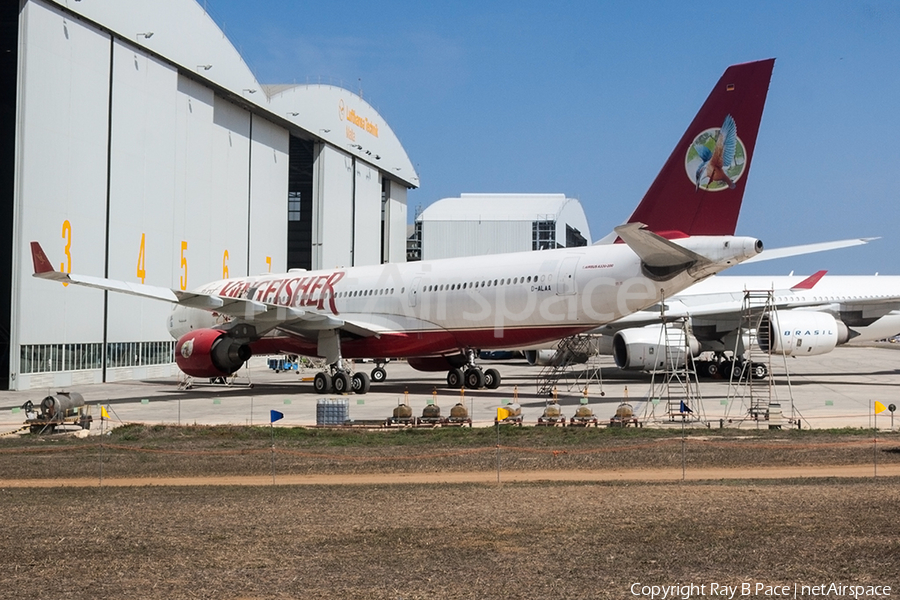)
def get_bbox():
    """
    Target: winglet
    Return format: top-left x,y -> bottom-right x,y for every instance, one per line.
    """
30,242 -> 56,275
31,242 -> 71,283
791,270 -> 827,291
